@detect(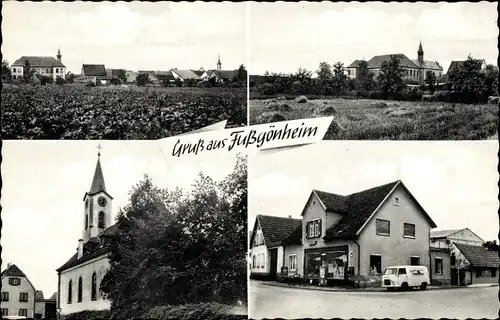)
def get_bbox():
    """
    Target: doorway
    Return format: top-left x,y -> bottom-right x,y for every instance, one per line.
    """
269,248 -> 278,280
